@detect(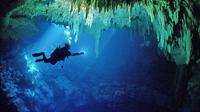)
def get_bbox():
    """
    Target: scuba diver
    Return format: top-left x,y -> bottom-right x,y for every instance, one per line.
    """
32,44 -> 84,65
